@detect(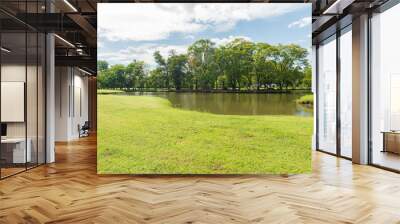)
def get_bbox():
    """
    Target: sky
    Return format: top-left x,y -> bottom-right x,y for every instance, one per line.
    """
97,3 -> 312,67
